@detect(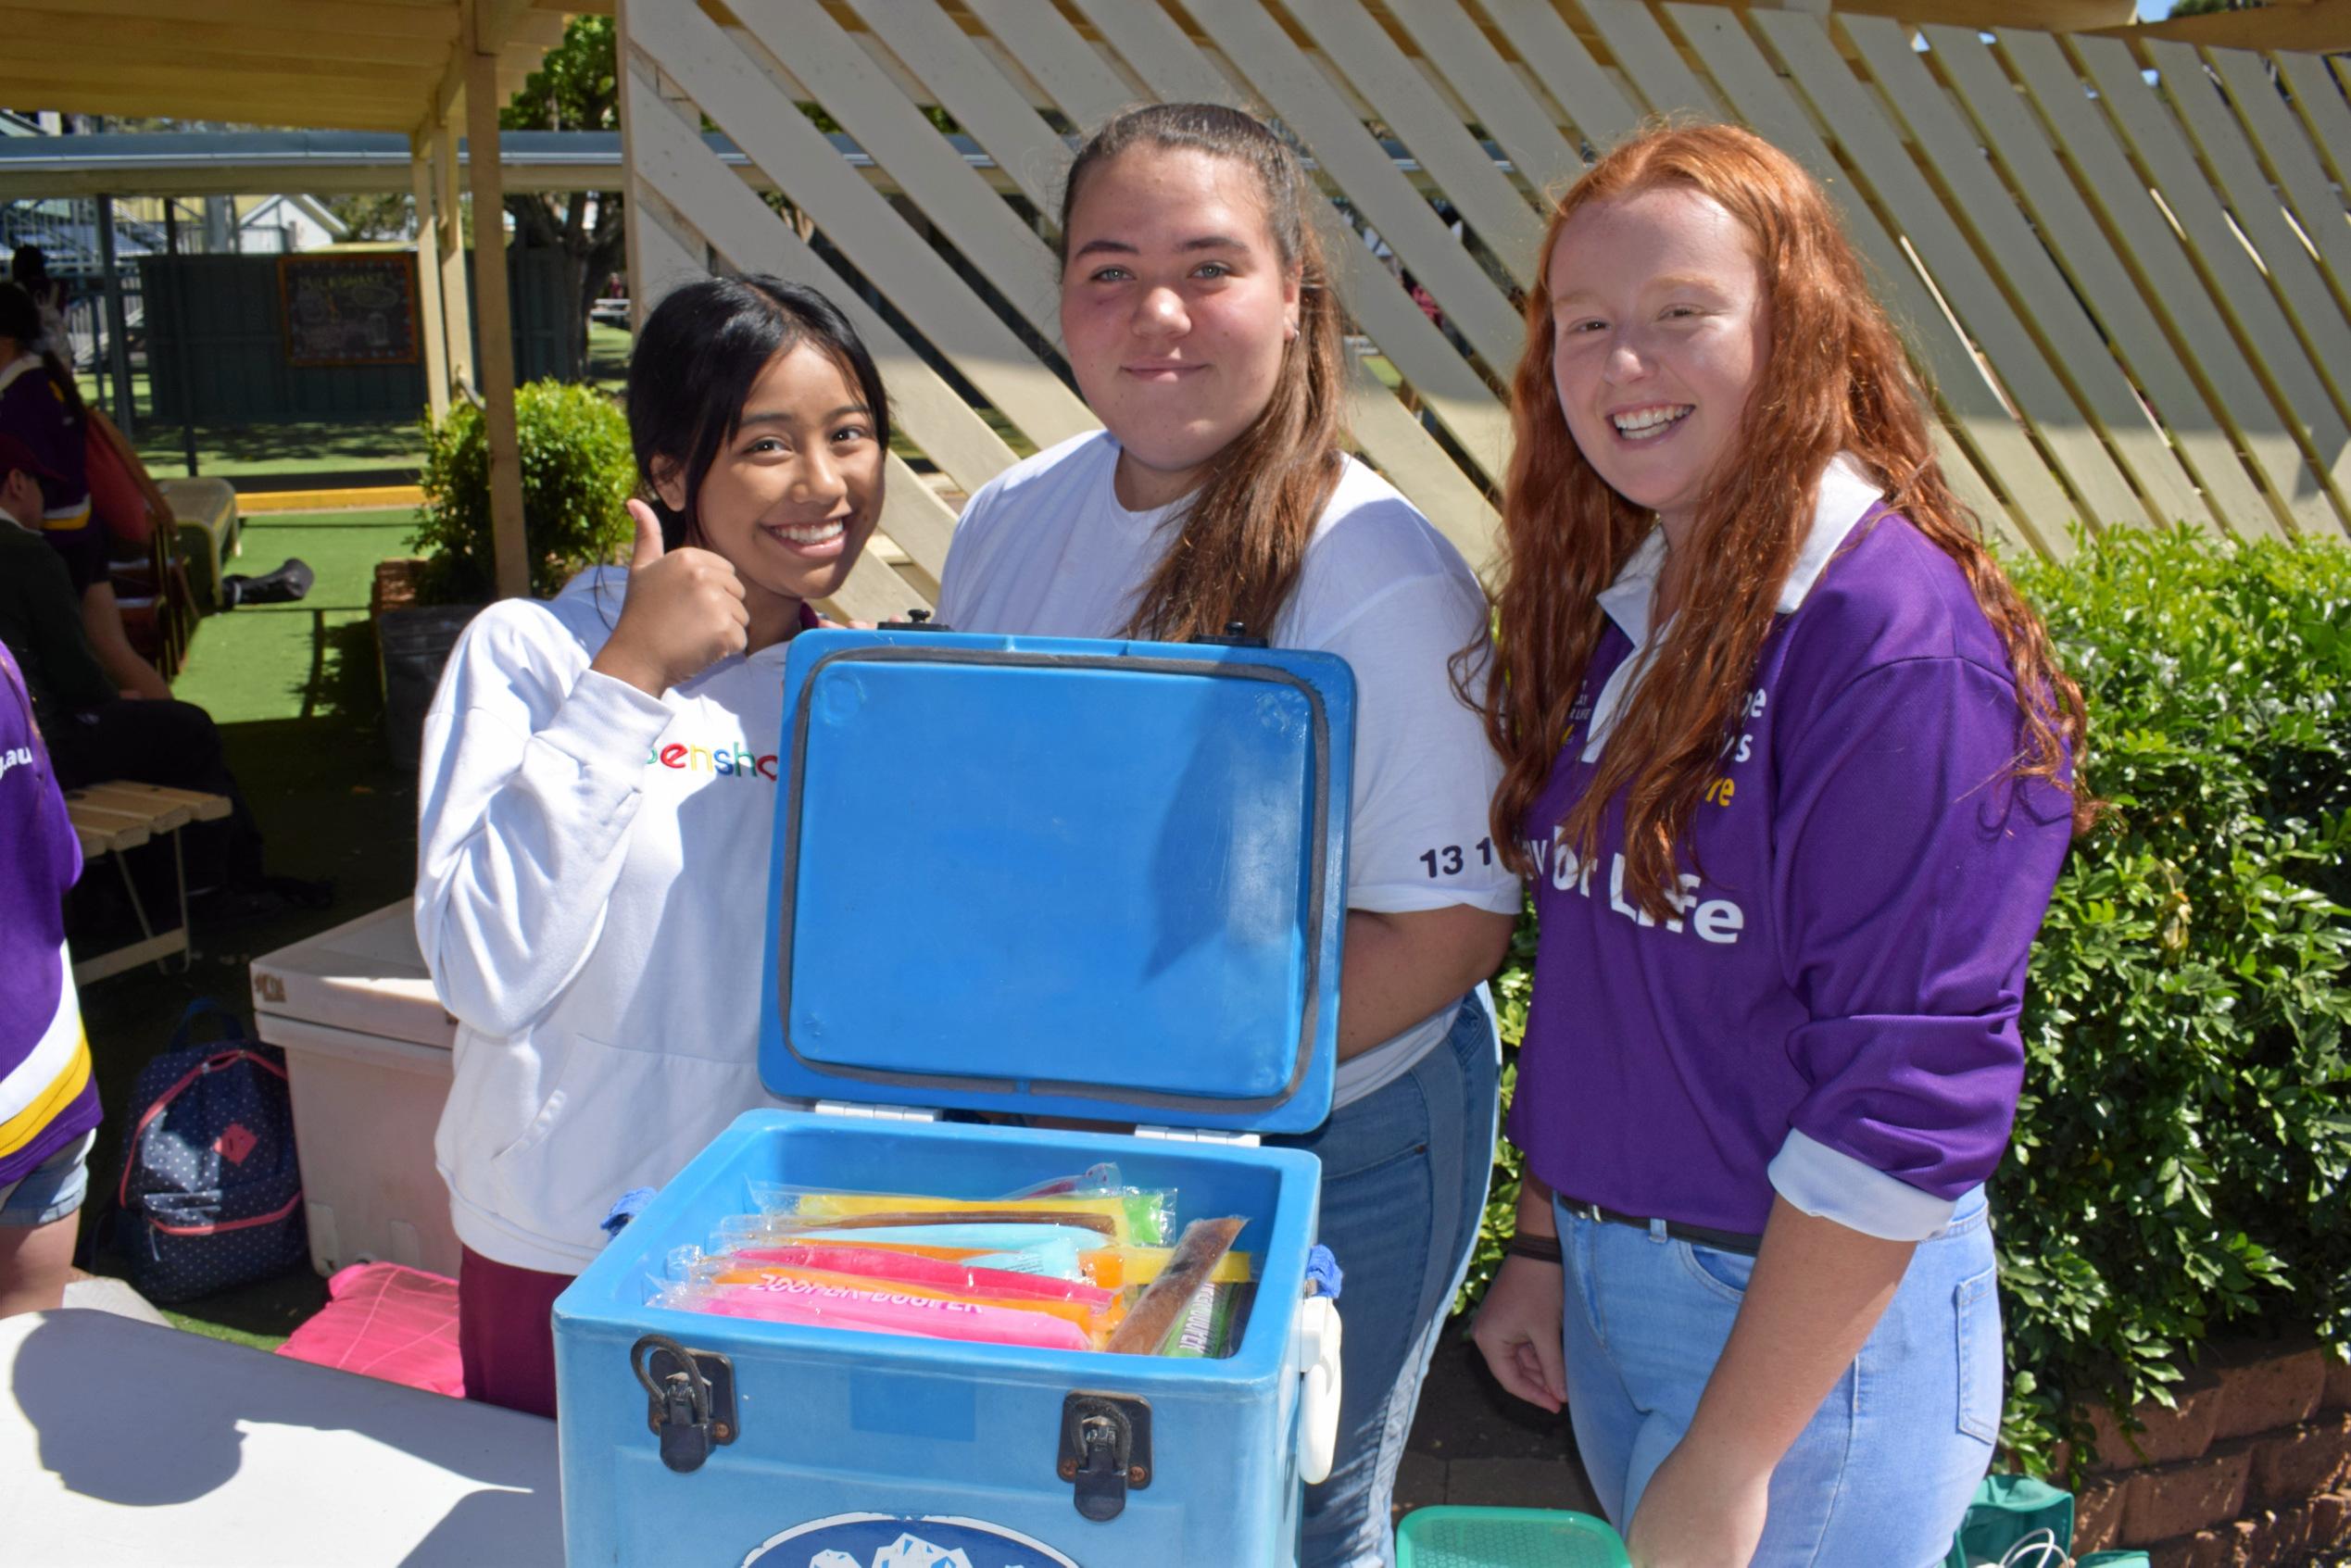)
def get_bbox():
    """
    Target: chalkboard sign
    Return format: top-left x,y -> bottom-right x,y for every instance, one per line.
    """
278,253 -> 419,367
